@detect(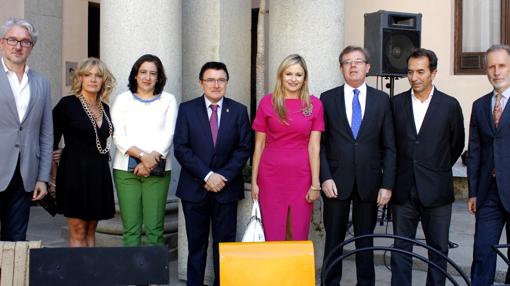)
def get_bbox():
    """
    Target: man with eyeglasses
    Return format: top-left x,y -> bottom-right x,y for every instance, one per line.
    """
174,61 -> 251,286
0,18 -> 53,241
320,45 -> 396,286
390,48 -> 464,286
